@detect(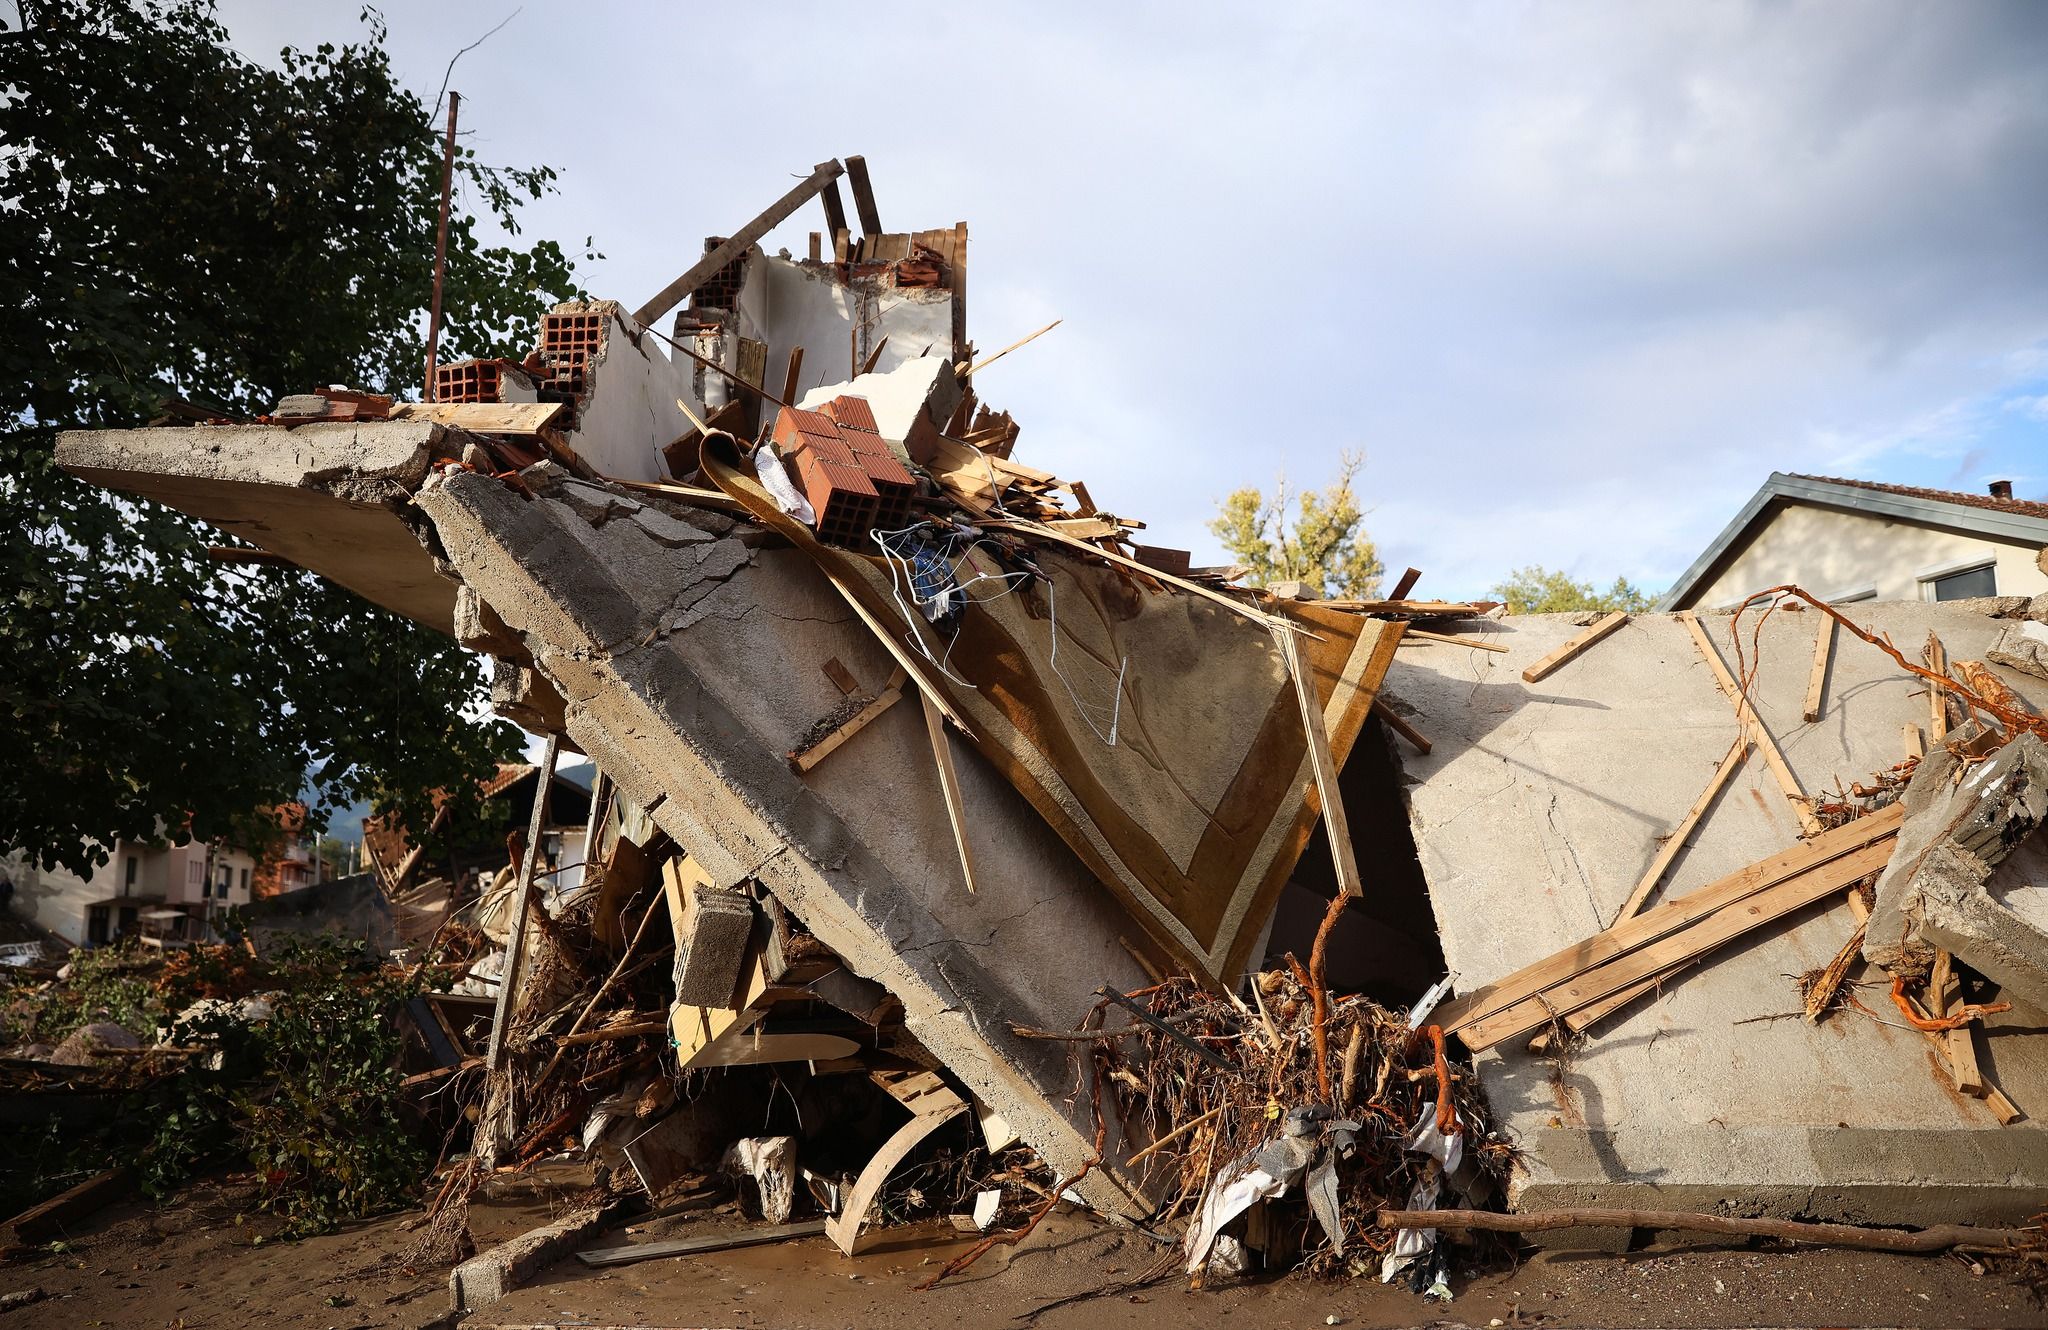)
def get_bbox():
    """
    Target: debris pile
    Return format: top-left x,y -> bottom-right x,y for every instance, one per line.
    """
31,155 -> 2048,1311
